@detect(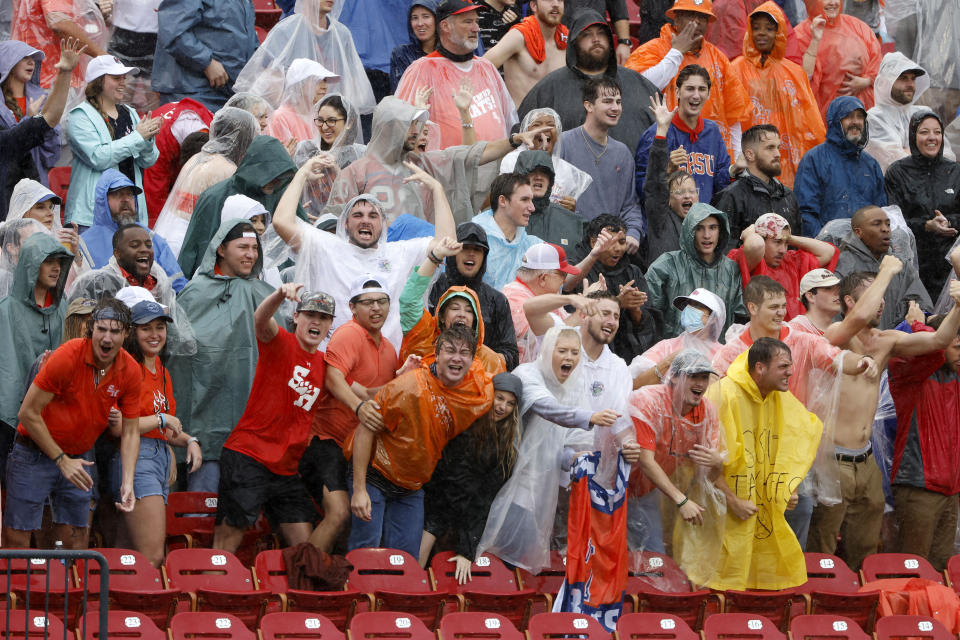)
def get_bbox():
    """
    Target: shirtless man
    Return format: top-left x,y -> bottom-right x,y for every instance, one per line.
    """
806,274 -> 960,570
483,0 -> 567,105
